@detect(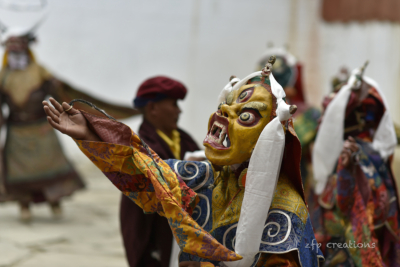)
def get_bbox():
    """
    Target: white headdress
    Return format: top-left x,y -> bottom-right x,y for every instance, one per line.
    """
0,10 -> 46,43
312,63 -> 397,195
257,46 -> 297,68
220,56 -> 296,267
0,16 -> 45,43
